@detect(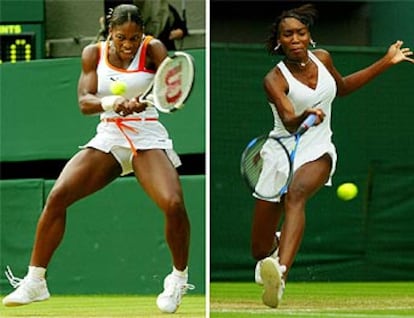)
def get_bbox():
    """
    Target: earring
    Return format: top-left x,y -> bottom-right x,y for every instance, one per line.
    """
310,39 -> 316,48
274,43 -> 281,51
